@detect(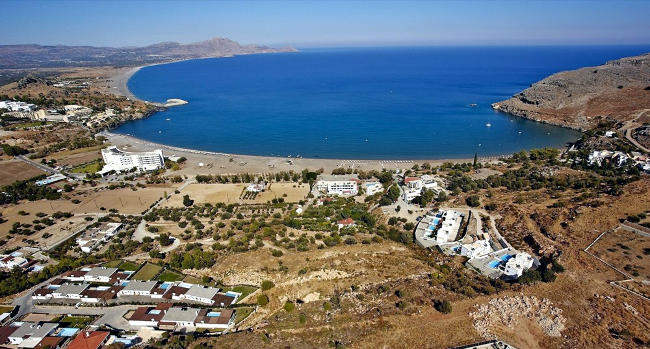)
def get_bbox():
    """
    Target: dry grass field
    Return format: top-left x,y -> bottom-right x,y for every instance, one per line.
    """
0,159 -> 46,185
49,146 -> 103,167
590,228 -> 650,280
164,183 -> 309,207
